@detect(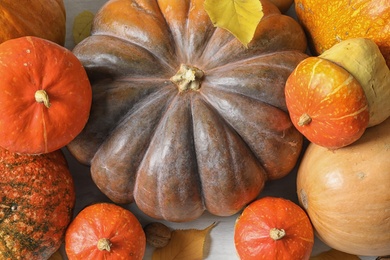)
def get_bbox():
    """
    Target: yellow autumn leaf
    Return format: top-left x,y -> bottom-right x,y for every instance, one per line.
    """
72,10 -> 94,45
310,249 -> 361,260
204,0 -> 263,47
152,222 -> 217,260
